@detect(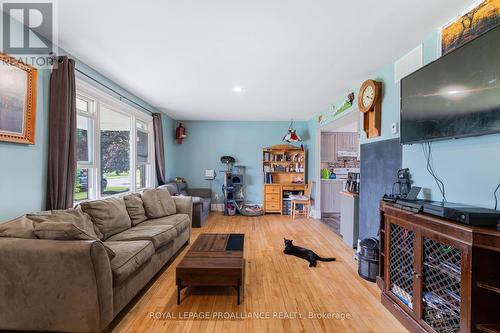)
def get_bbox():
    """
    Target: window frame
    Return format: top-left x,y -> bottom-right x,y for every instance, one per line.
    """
135,120 -> 151,190
75,94 -> 97,201
76,94 -> 95,166
75,79 -> 156,203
